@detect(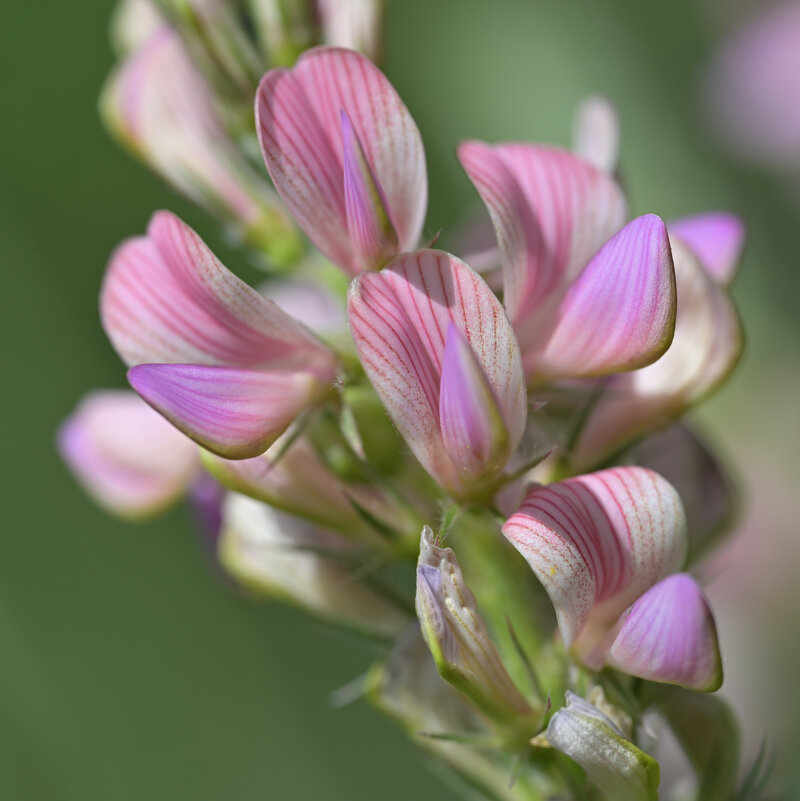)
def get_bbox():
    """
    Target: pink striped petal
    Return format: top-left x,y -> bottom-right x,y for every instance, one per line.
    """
58,390 -> 198,518
669,212 -> 745,286
128,364 -> 323,459
458,142 -> 627,354
608,573 -> 722,691
572,238 -> 743,468
572,95 -> 621,174
101,211 -> 336,374
340,109 -> 399,271
531,215 -> 677,380
256,46 -> 426,274
348,250 -> 526,493
439,323 -> 510,484
502,467 -> 686,658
